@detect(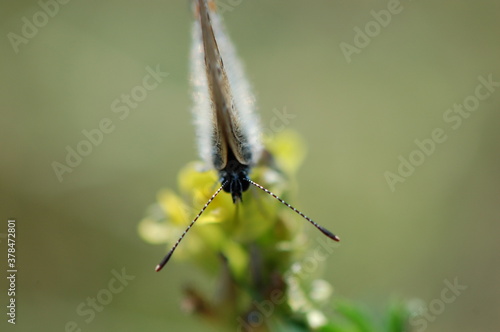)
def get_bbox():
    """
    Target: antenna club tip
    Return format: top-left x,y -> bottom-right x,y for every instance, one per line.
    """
155,265 -> 162,272
333,235 -> 340,242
